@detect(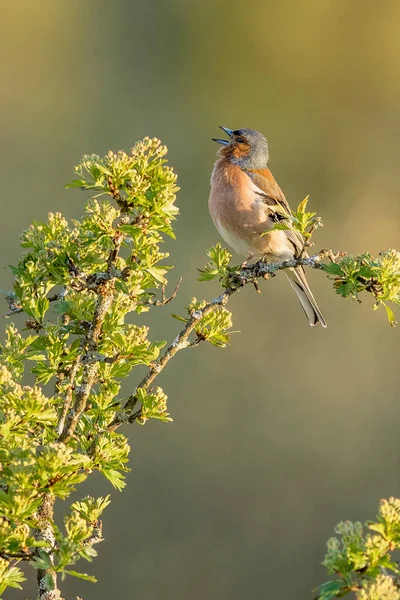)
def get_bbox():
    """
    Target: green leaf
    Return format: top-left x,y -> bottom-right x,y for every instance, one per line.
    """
118,224 -> 141,237
383,303 -> 397,327
171,314 -> 188,323
64,570 -> 97,583
297,195 -> 310,213
44,573 -> 56,591
111,362 -> 133,378
101,468 -> 126,490
367,522 -> 386,536
198,243 -> 232,281
32,551 -> 54,571
0,566 -> 25,595
316,580 -> 347,600
37,297 -> 50,321
146,266 -> 167,284
271,222 -> 291,231
65,179 -> 87,189
323,263 -> 343,276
